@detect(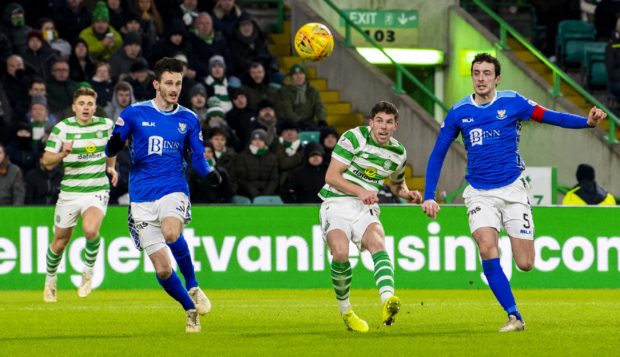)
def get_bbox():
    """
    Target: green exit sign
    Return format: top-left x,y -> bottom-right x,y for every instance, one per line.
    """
340,10 -> 418,28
